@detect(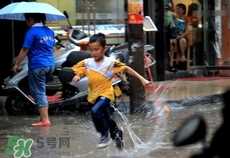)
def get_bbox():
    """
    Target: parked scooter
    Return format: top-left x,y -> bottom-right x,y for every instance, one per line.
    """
172,89 -> 229,158
0,29 -> 91,115
0,26 -> 131,115
0,47 -> 127,115
0,10 -> 93,115
0,14 -> 156,115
